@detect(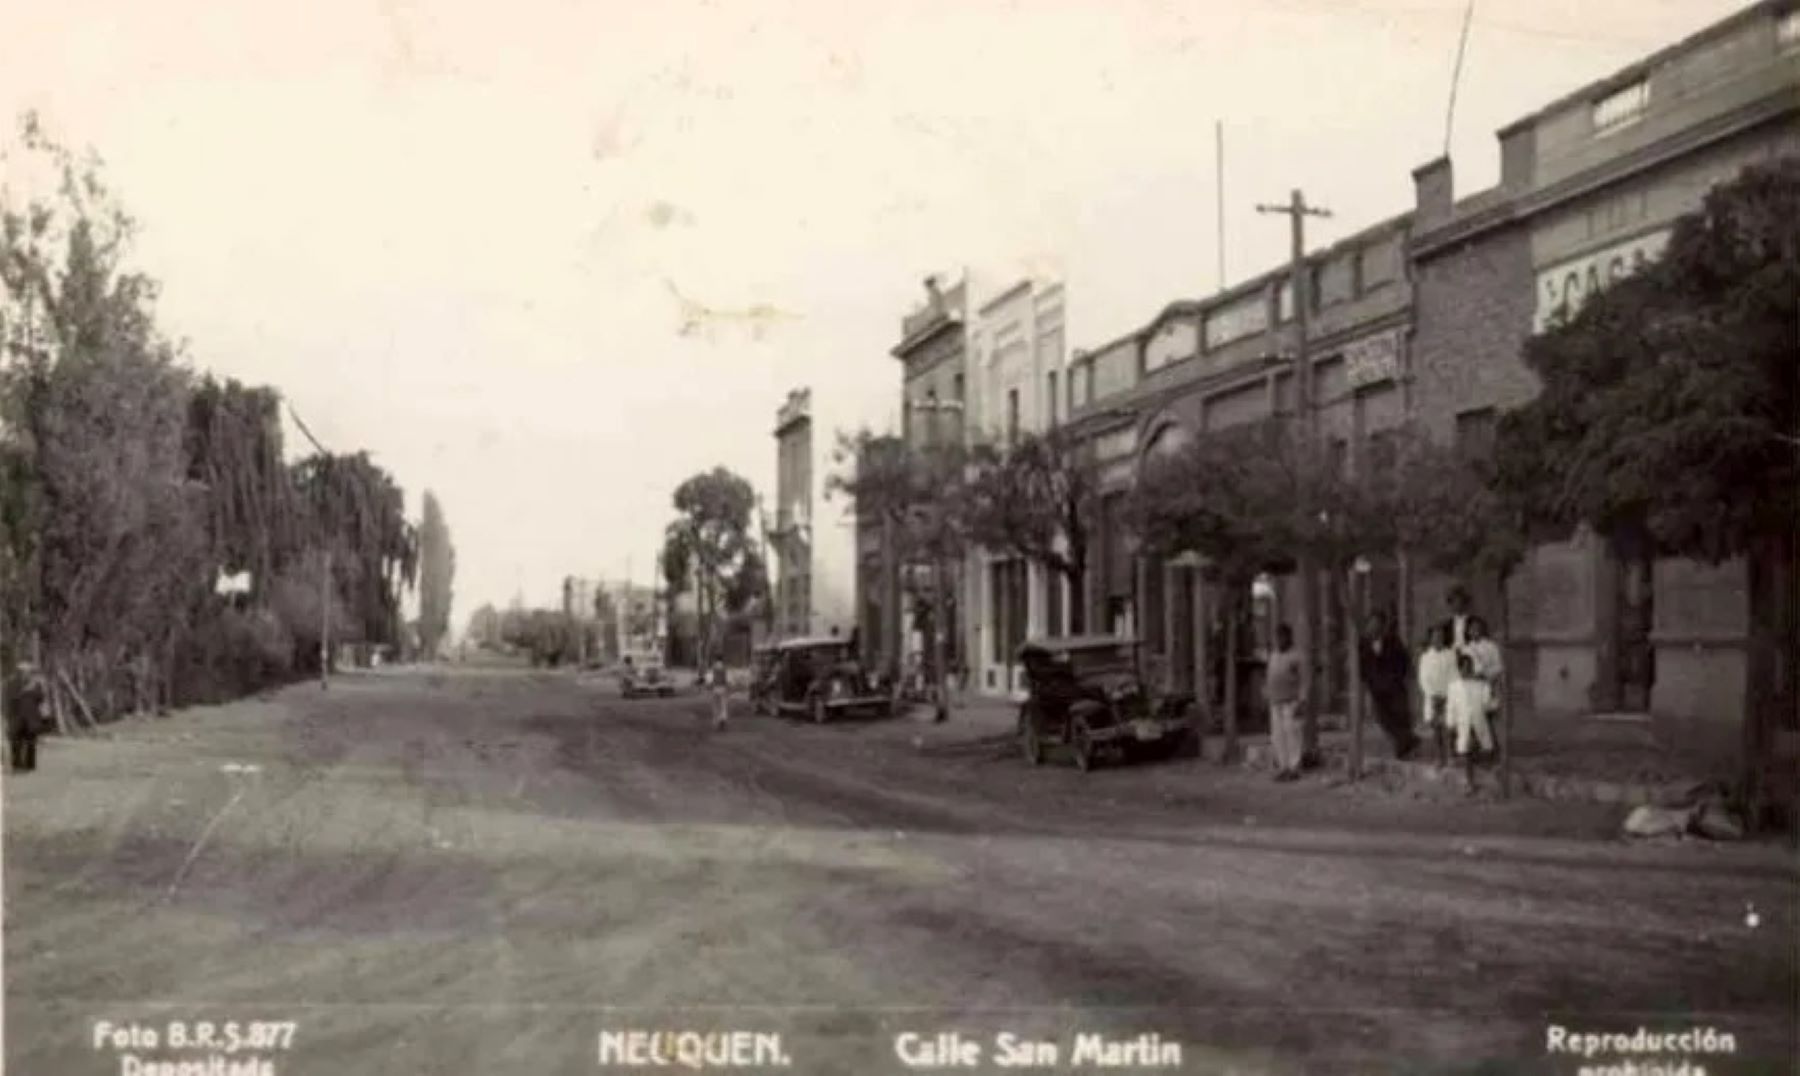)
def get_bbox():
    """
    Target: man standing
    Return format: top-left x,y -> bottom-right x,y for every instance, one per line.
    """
7,661 -> 47,774
1265,624 -> 1305,782
1359,610 -> 1417,760
1442,585 -> 1477,652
